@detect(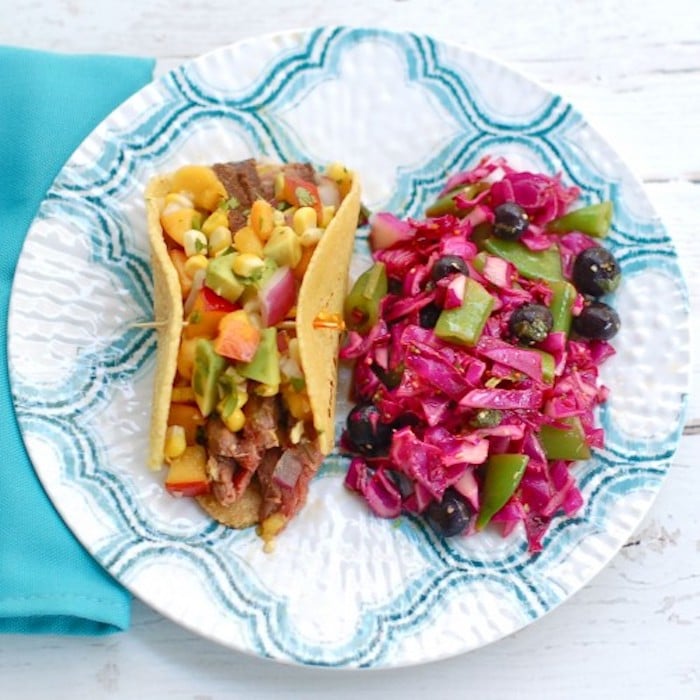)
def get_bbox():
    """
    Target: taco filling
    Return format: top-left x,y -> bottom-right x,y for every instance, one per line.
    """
146,158 -> 360,546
